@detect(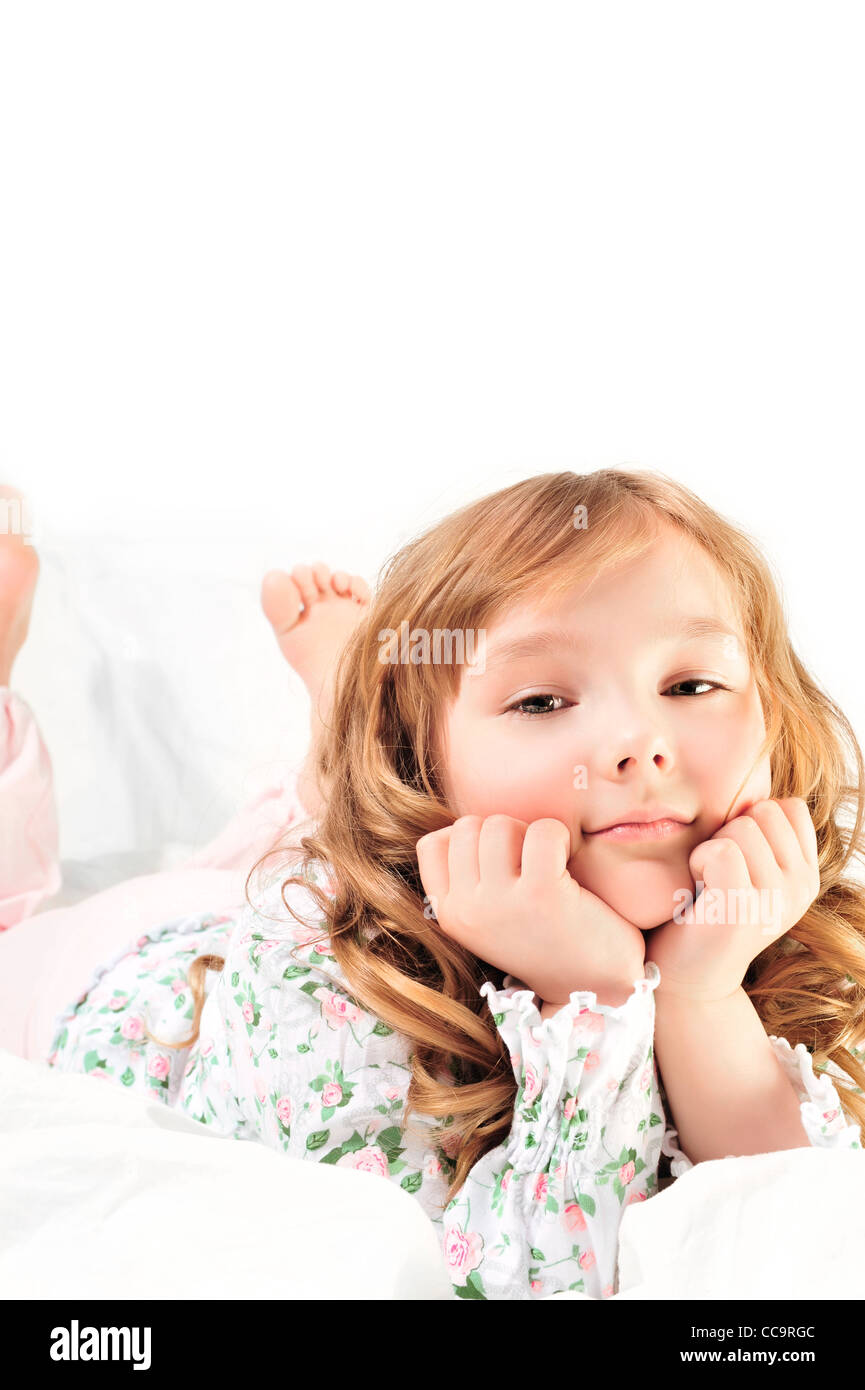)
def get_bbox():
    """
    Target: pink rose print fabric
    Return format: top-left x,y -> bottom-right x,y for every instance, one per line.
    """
47,867 -> 862,1300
